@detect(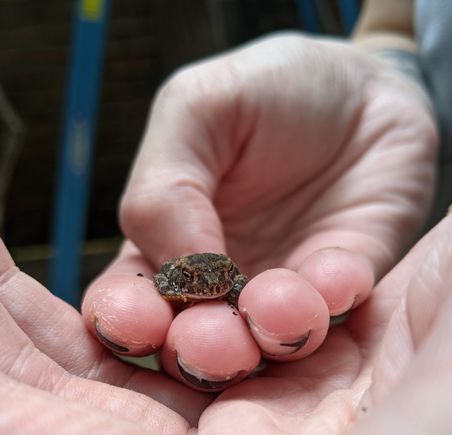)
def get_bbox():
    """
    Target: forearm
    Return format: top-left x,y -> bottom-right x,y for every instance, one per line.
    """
349,0 -> 432,107
352,0 -> 415,52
